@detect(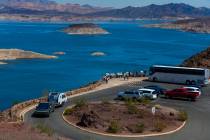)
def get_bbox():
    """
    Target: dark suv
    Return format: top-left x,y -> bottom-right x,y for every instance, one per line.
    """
33,102 -> 55,117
